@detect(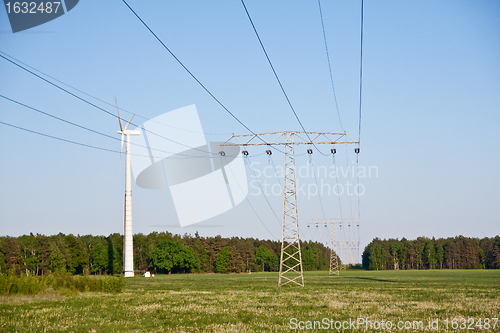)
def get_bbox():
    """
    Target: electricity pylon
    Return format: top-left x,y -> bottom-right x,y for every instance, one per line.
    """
221,131 -> 358,286
309,218 -> 360,274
